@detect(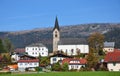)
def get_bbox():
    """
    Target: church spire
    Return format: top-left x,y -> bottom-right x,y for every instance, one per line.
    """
53,16 -> 60,31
